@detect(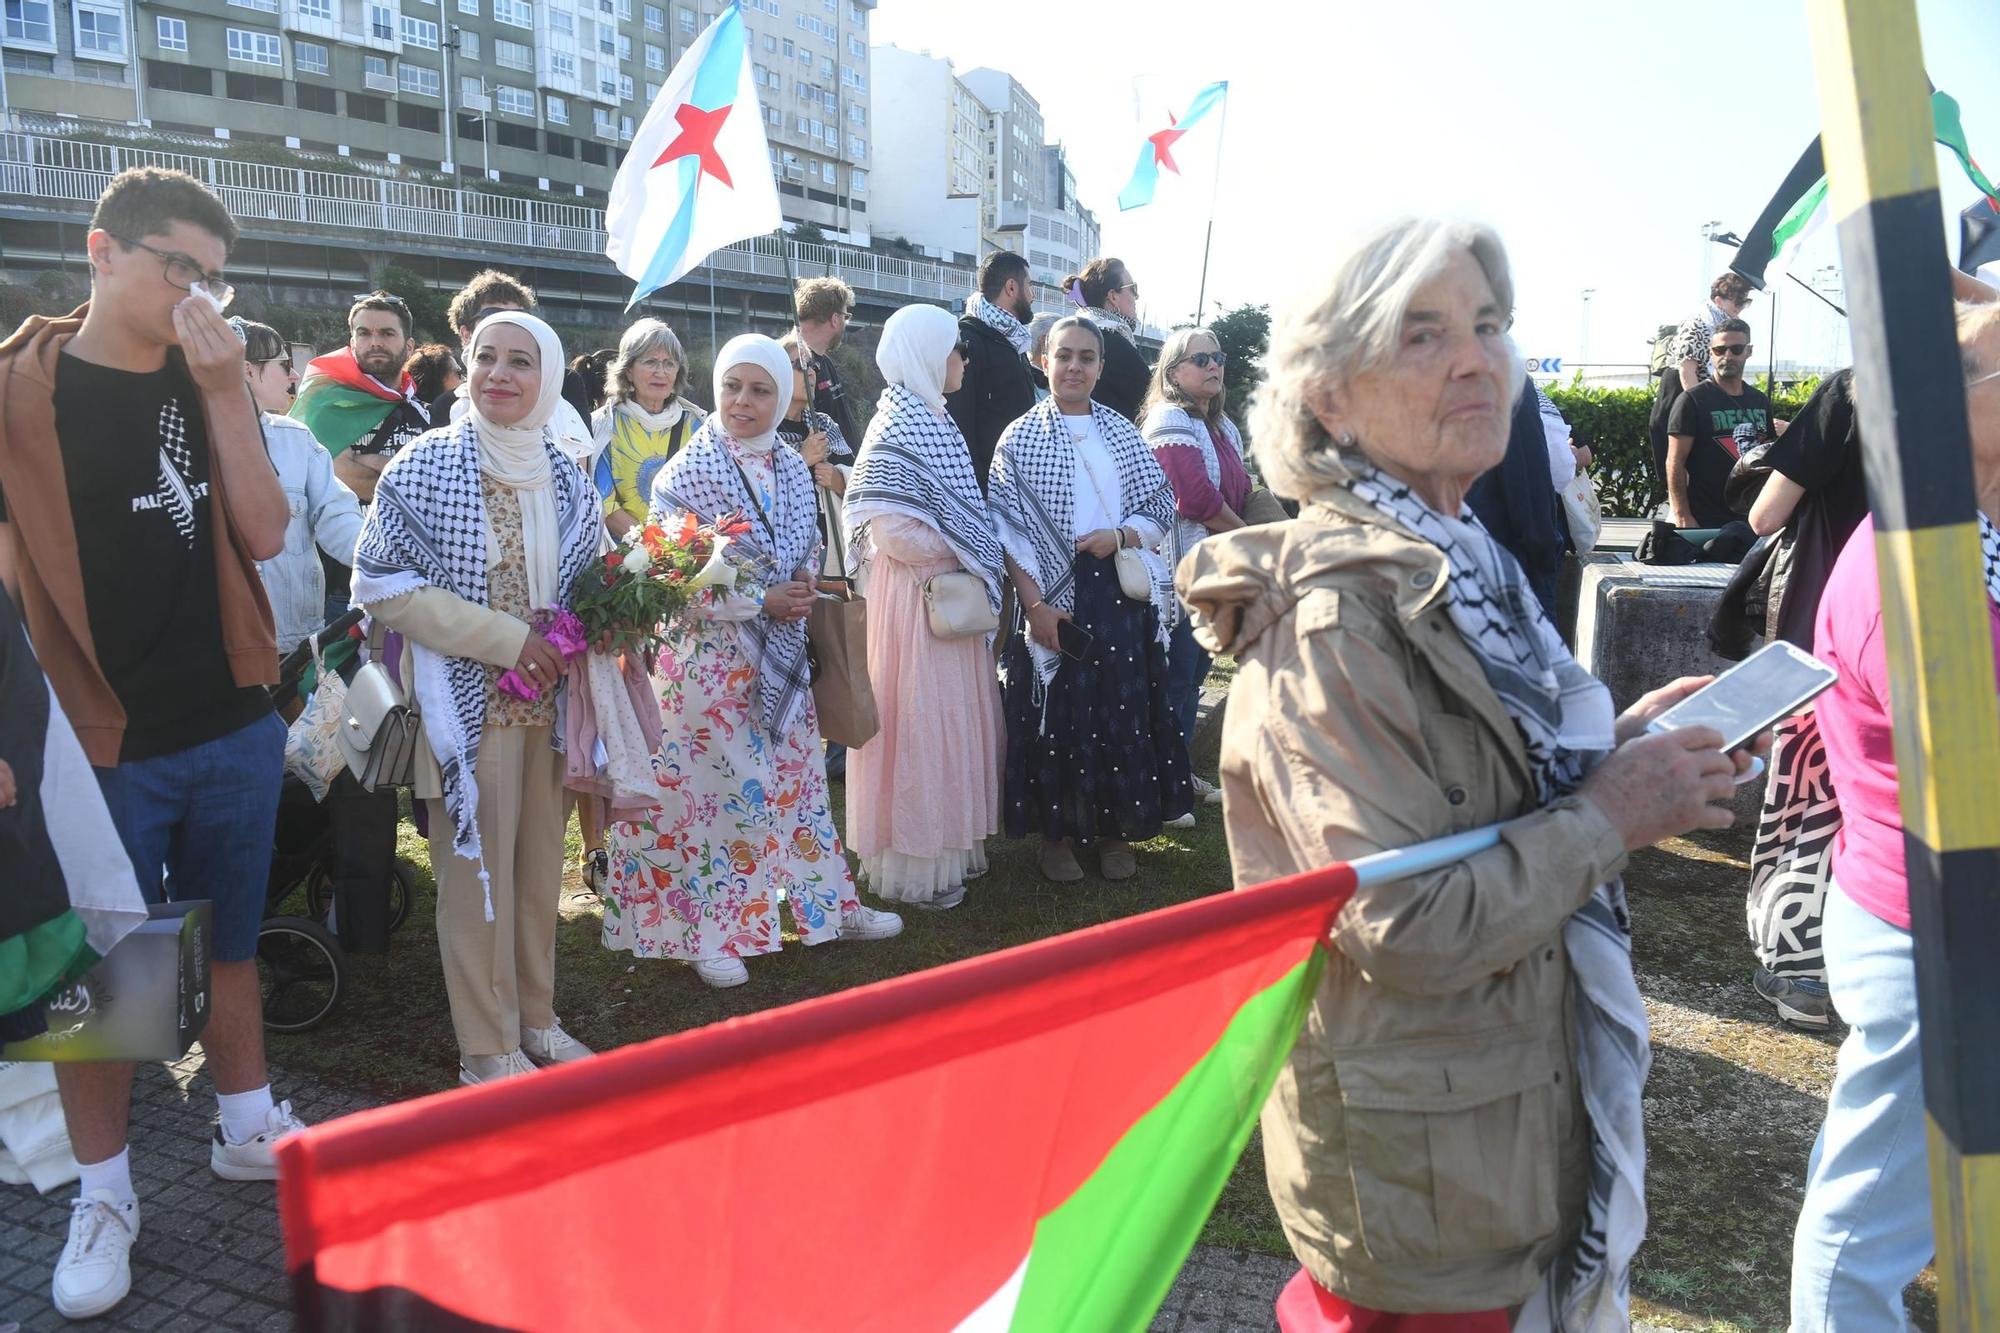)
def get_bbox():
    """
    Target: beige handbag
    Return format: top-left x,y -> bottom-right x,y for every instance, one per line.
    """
1075,444 -> 1152,602
923,570 -> 999,640
804,517 -> 880,748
